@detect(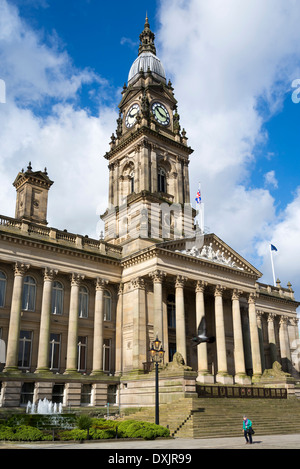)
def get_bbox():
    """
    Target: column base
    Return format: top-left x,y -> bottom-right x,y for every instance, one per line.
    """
90,370 -> 105,376
2,366 -> 21,375
196,372 -> 215,384
234,373 -> 252,385
216,373 -> 234,385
